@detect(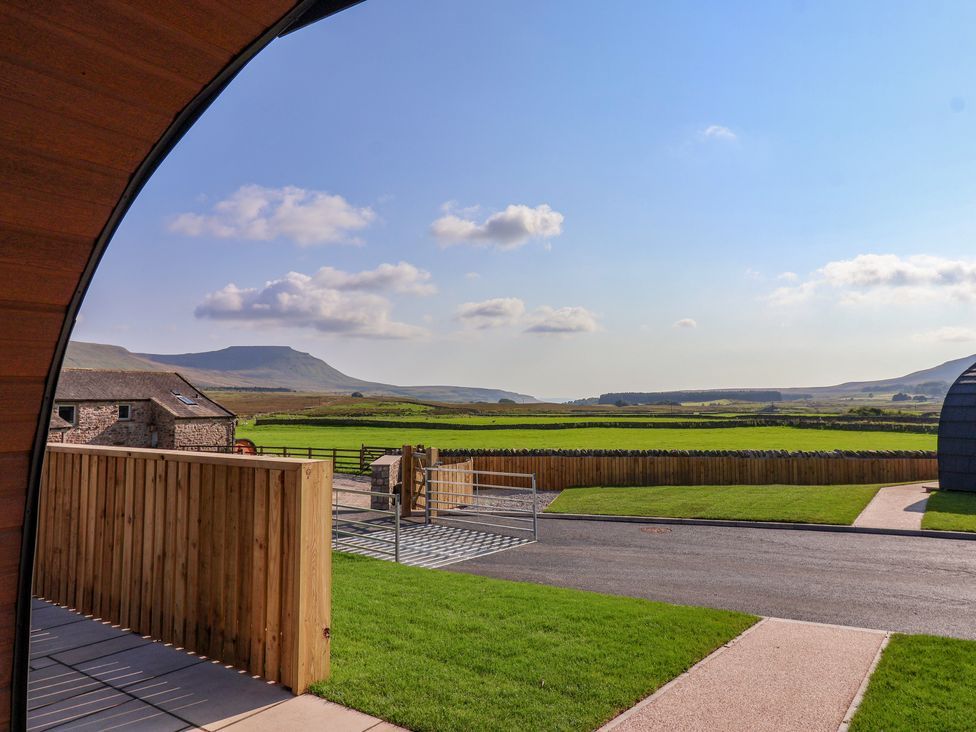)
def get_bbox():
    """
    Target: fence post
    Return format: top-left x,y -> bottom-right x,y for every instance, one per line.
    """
283,459 -> 332,694
394,494 -> 401,563
401,445 -> 414,518
424,467 -> 432,525
531,473 -> 538,541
